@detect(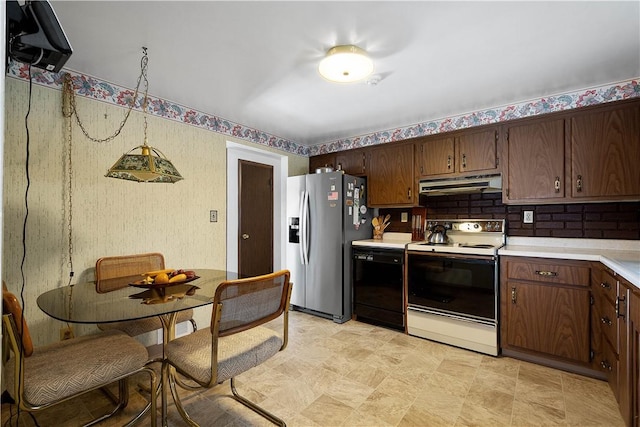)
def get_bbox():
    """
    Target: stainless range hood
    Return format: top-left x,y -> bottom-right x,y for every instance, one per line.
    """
419,174 -> 502,196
